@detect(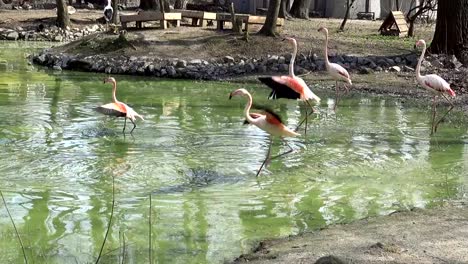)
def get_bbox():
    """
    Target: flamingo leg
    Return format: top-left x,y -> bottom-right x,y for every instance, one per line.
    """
122,118 -> 127,134
334,81 -> 341,110
268,139 -> 294,162
295,100 -> 315,133
256,137 -> 272,177
430,96 -> 436,135
433,94 -> 454,134
129,119 -> 137,134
